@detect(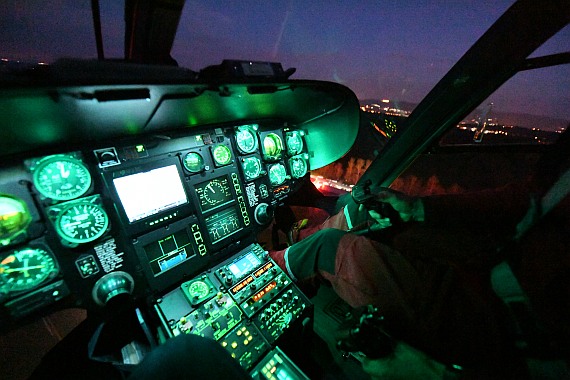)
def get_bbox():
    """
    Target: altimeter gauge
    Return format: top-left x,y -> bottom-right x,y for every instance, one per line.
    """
55,200 -> 109,244
0,247 -> 58,294
32,155 -> 92,201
